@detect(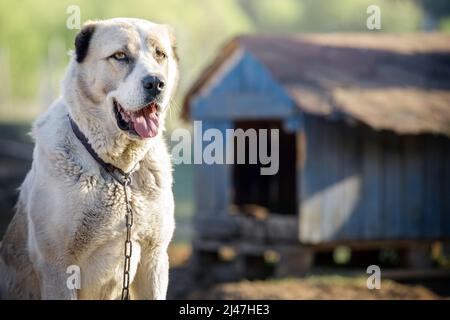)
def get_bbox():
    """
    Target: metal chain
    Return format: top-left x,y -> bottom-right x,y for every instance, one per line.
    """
69,115 -> 139,300
121,175 -> 133,300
